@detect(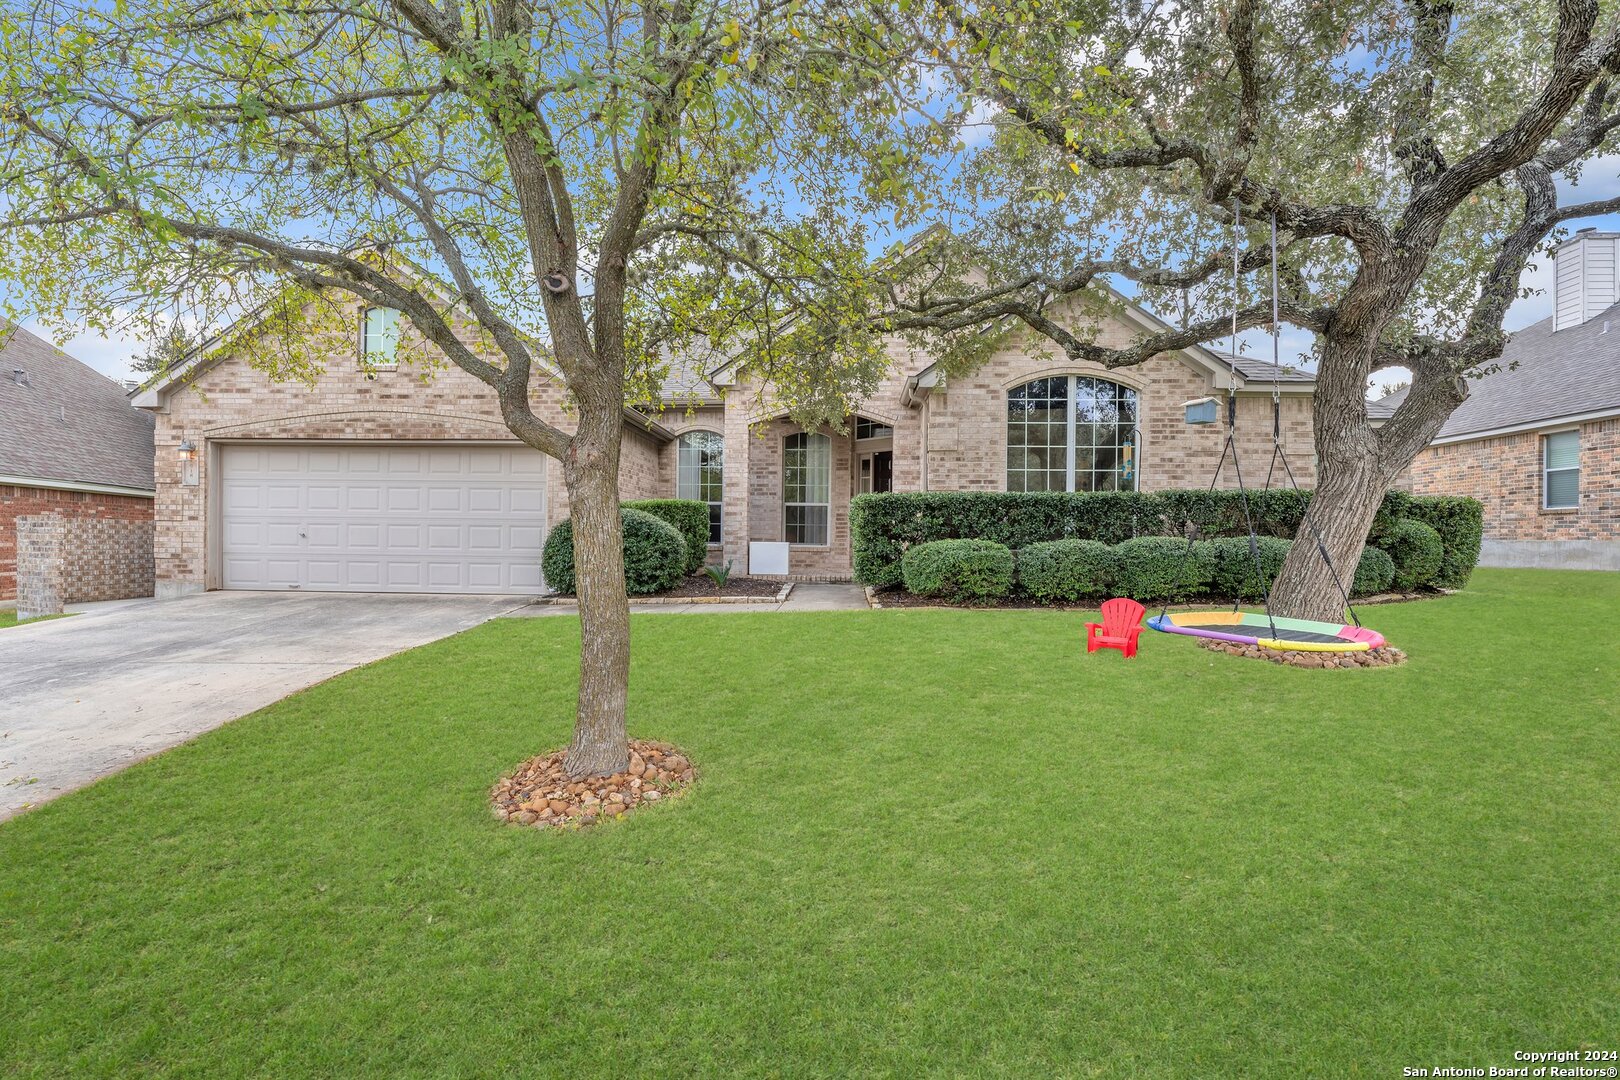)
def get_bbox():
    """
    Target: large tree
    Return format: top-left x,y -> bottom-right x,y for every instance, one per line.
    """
875,0 -> 1620,620
0,0 -> 921,775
